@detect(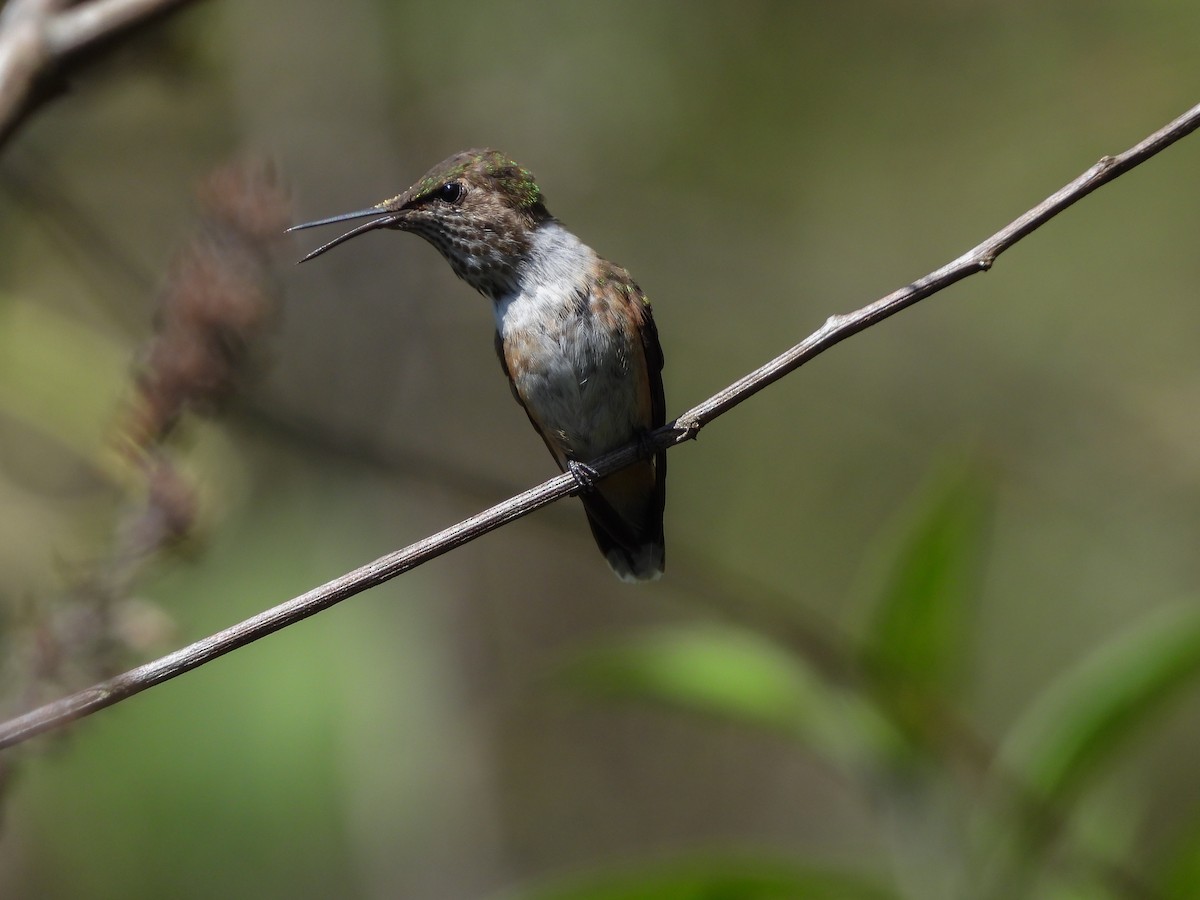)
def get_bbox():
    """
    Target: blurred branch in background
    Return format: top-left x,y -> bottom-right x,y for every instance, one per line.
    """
0,98 -> 1196,758
1,151 -> 160,326
0,0 -> 201,151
